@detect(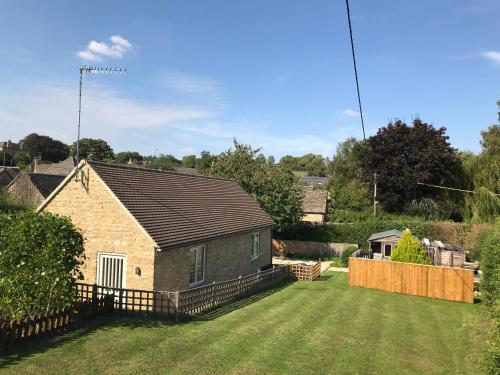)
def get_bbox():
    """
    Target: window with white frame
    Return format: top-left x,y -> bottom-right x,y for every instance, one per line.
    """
189,245 -> 205,285
251,232 -> 260,260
